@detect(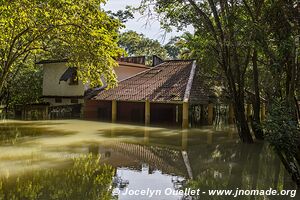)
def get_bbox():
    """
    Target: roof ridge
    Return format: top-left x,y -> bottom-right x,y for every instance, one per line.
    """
114,61 -> 168,84
117,59 -> 195,84
163,59 -> 196,62
118,61 -> 150,69
183,60 -> 197,102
